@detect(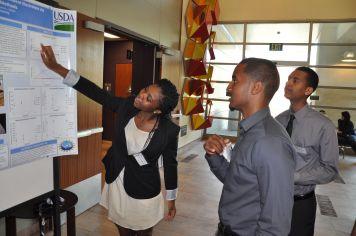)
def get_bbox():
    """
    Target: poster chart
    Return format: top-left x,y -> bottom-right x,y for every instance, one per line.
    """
0,0 -> 78,171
